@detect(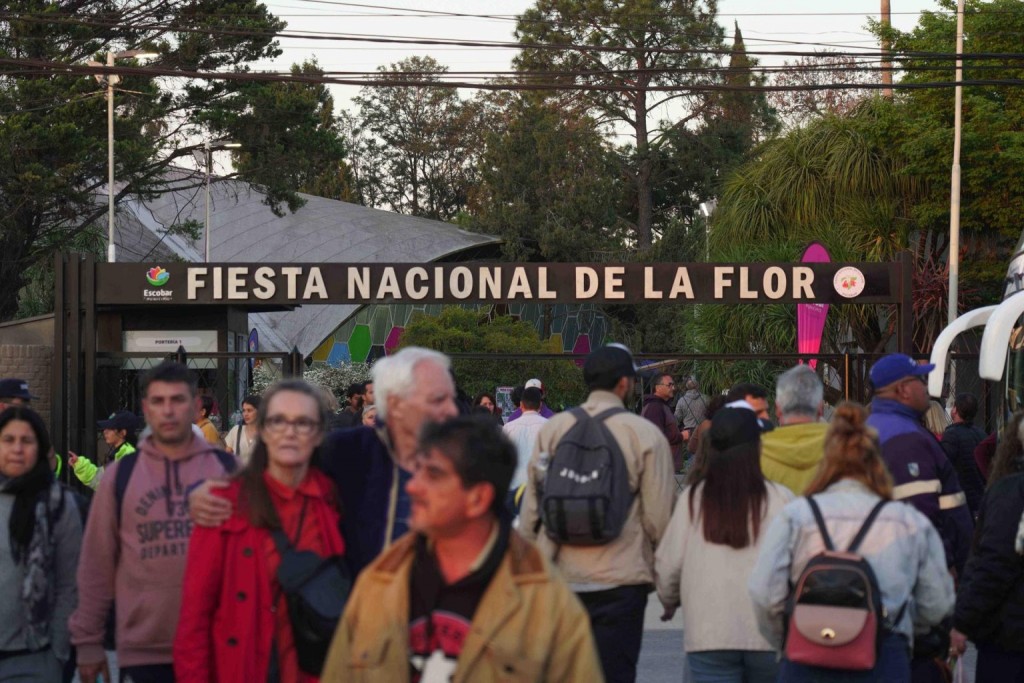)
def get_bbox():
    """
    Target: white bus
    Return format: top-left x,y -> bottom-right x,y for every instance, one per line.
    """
929,234 -> 1024,417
